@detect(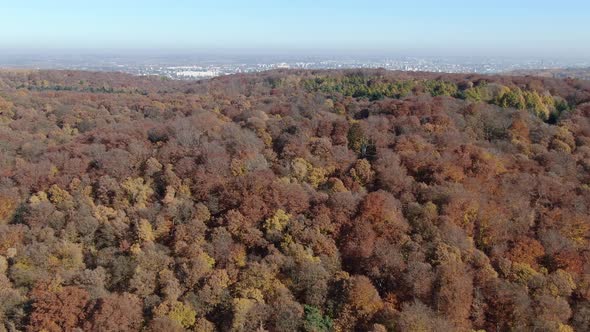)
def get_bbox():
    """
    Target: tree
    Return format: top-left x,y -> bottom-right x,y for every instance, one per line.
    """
27,281 -> 90,332
347,123 -> 366,153
153,300 -> 197,329
396,301 -> 455,332
350,158 -> 374,185
0,194 -> 17,224
84,293 -> 143,332
303,305 -> 333,332
346,275 -> 383,318
433,245 -> 474,330
497,88 -> 526,110
121,177 -> 154,208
